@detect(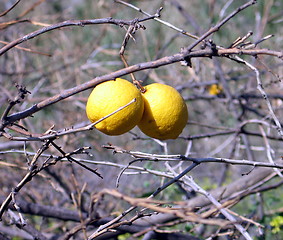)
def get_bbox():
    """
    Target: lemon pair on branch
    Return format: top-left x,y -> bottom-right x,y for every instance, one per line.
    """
86,78 -> 188,140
